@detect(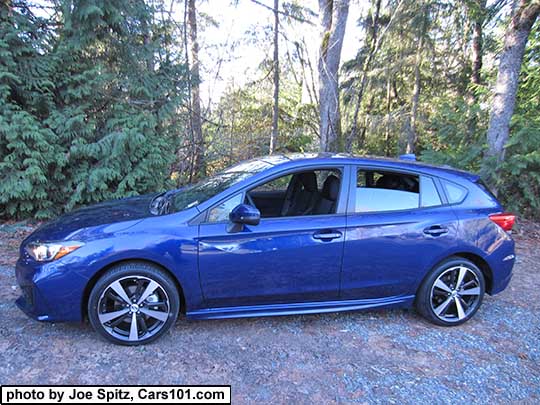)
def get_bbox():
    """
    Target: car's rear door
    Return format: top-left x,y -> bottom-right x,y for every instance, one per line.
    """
197,166 -> 349,308
340,166 -> 460,299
